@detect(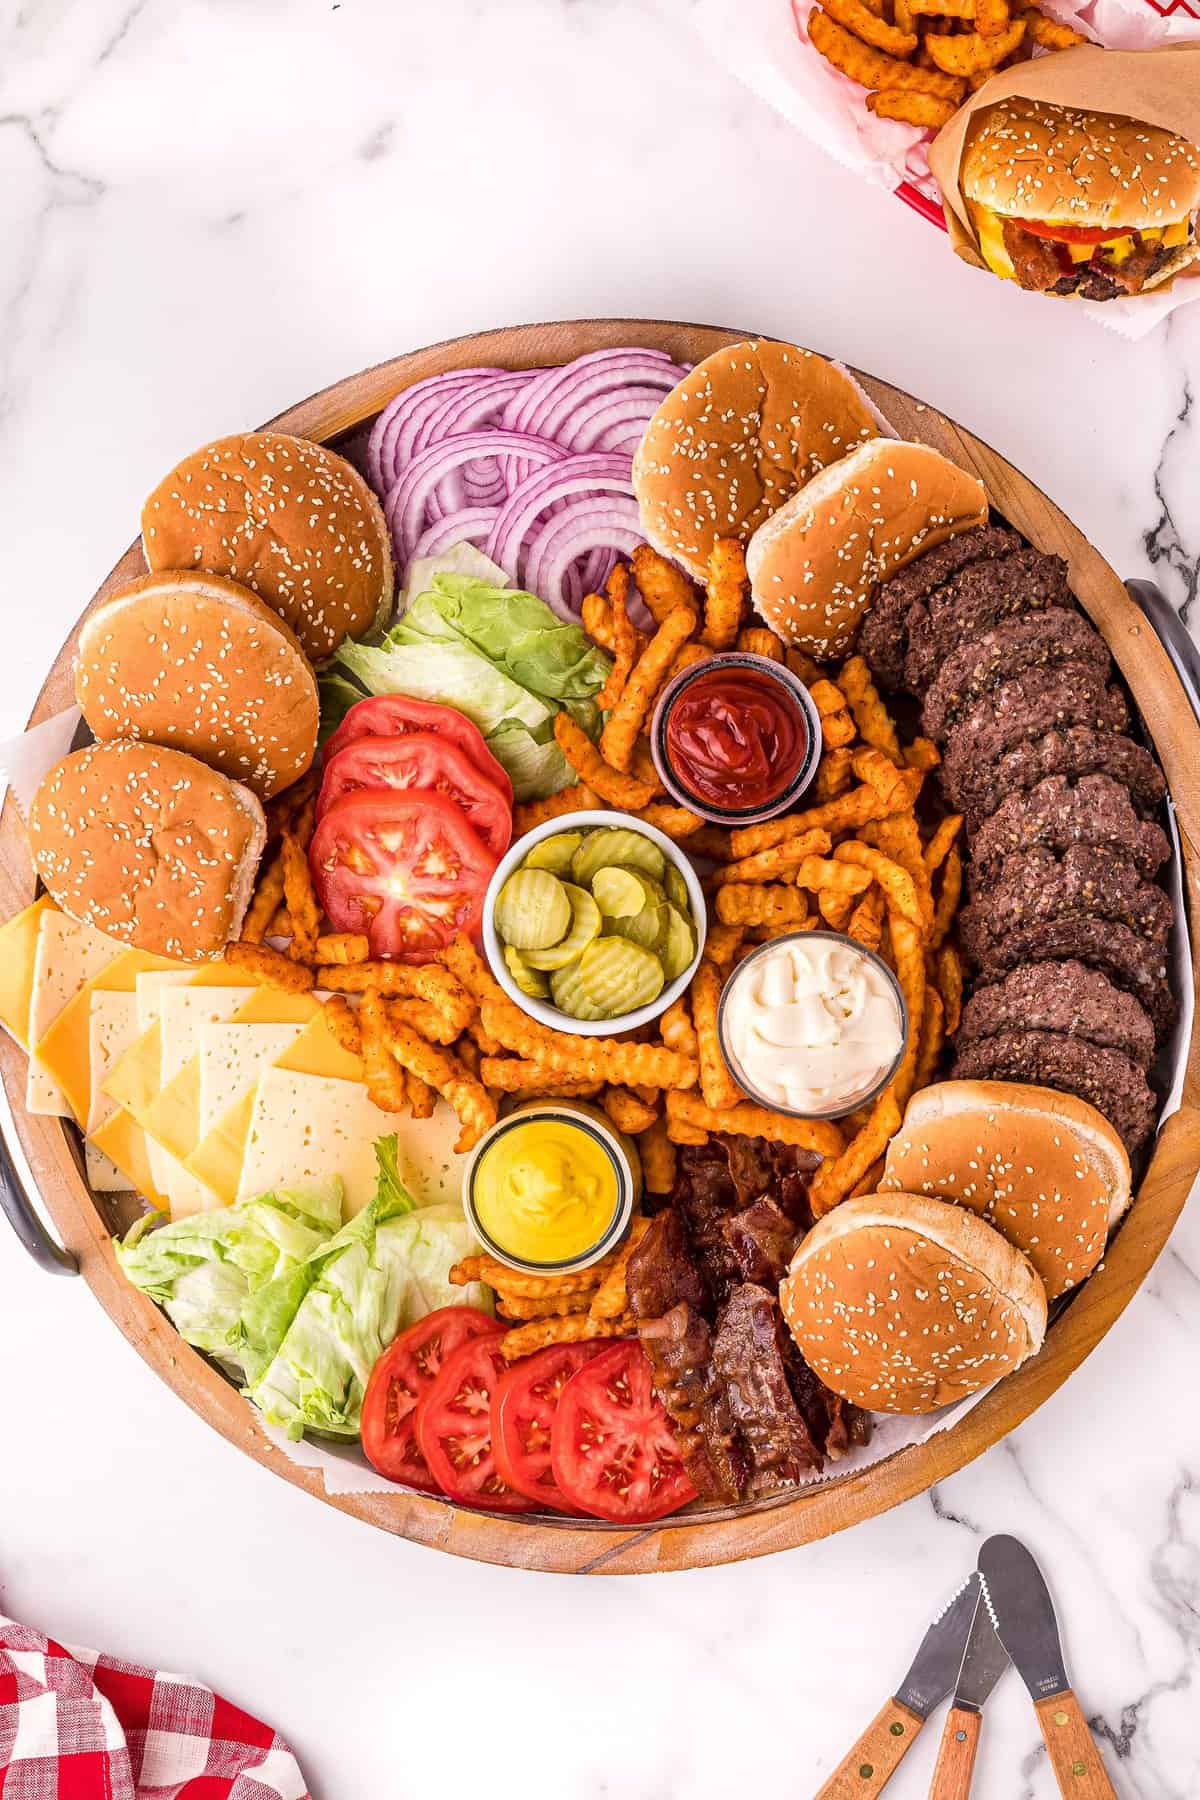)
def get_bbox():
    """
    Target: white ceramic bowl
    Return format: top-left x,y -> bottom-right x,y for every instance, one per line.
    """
482,808 -> 707,1037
